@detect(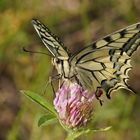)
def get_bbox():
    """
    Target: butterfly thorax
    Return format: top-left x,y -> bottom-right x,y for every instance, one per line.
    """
52,58 -> 75,79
